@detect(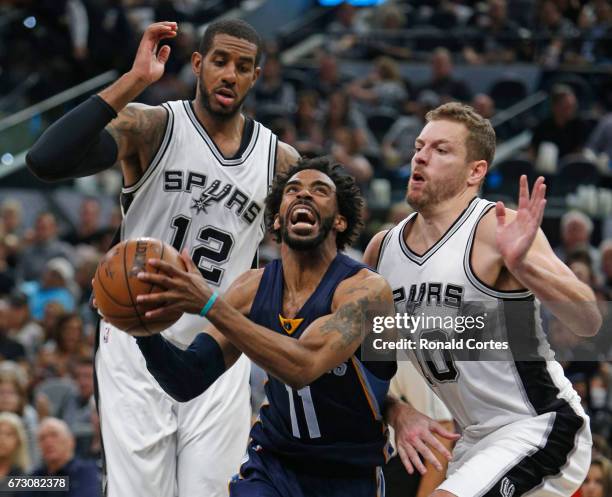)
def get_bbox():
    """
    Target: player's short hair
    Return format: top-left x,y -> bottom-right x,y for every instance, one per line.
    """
425,102 -> 496,166
199,19 -> 263,65
265,156 -> 364,251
